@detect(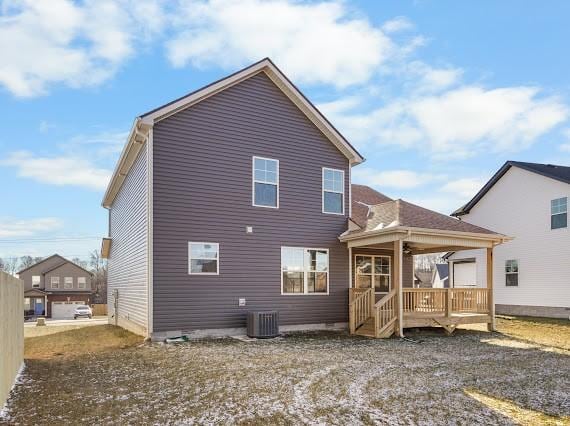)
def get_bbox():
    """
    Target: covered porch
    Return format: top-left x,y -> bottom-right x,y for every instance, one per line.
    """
340,199 -> 509,338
